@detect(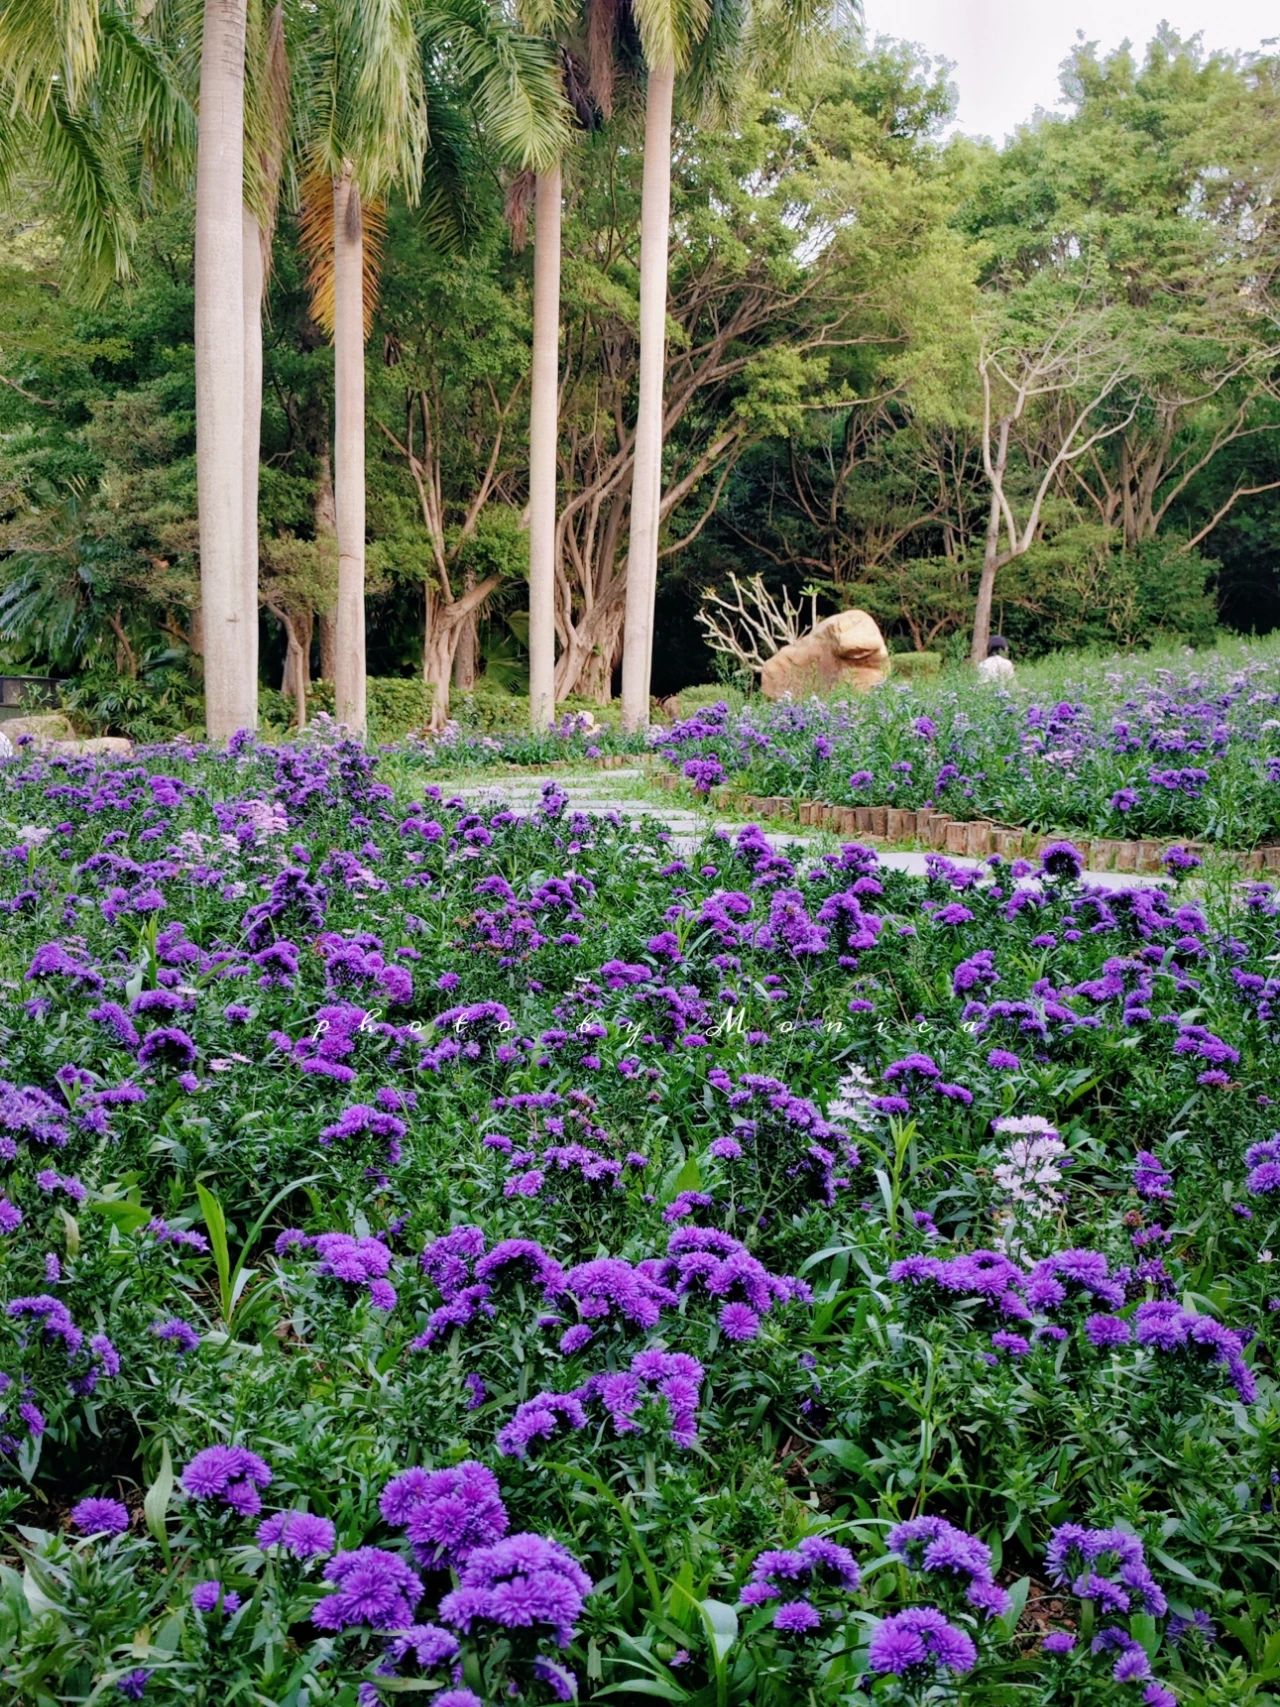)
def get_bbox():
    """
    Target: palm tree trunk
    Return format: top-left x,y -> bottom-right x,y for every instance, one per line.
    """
195,0 -> 249,743
314,441 -> 338,683
332,166 -> 367,736
528,160 -> 562,730
241,203 -> 264,723
619,58 -> 676,734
